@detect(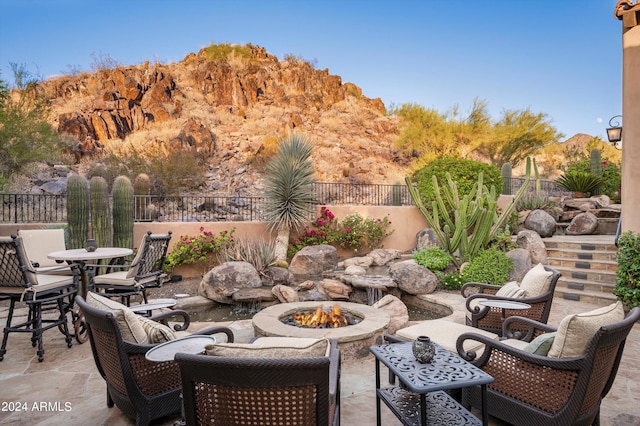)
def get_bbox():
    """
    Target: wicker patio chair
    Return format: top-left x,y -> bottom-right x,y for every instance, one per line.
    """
175,338 -> 341,426
456,304 -> 640,426
89,230 -> 172,306
0,235 -> 78,362
461,264 -> 561,336
75,294 -> 234,426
